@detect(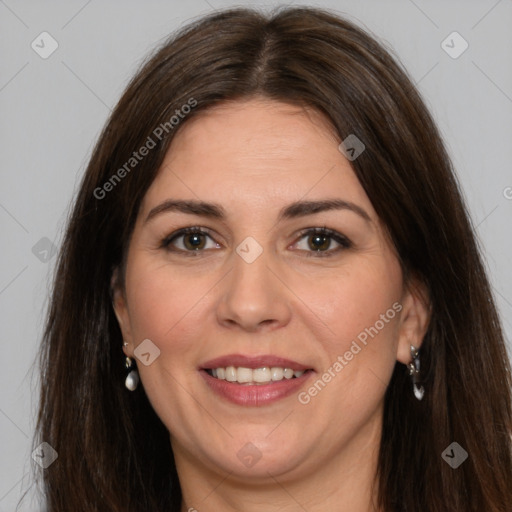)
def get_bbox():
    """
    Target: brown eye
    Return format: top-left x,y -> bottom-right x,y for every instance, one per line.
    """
162,227 -> 220,254
293,228 -> 351,257
307,233 -> 331,251
183,232 -> 207,250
